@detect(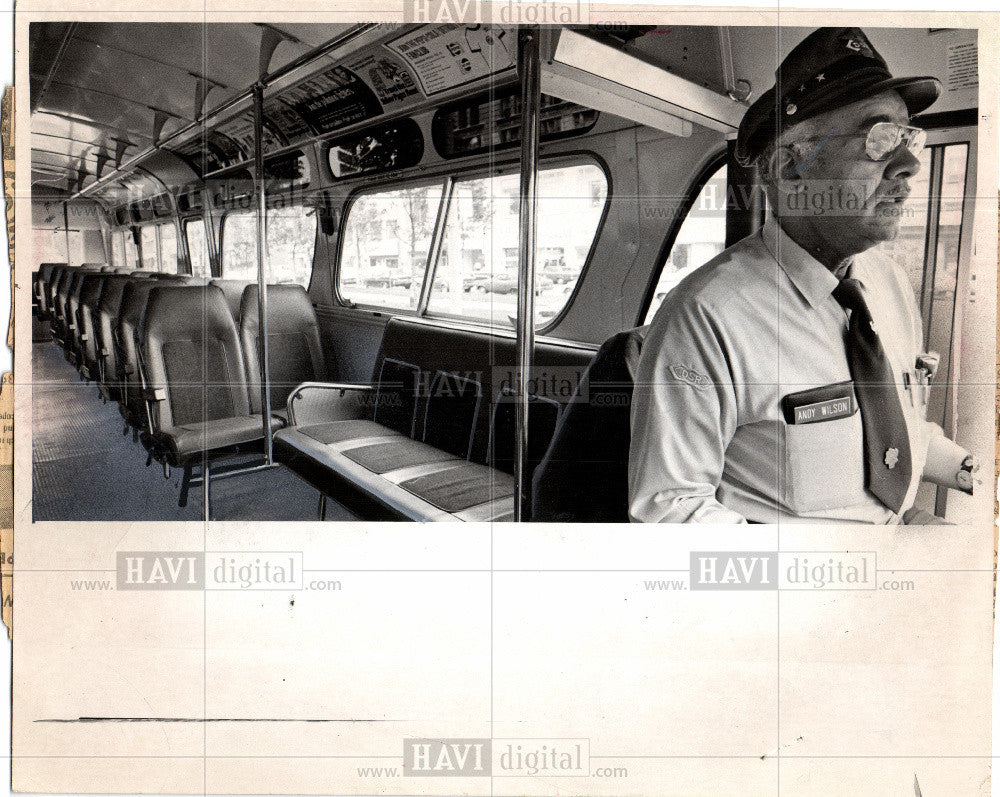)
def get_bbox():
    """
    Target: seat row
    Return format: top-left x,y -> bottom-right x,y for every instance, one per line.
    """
34,263 -> 329,514
34,263 -> 643,522
272,317 -> 643,522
